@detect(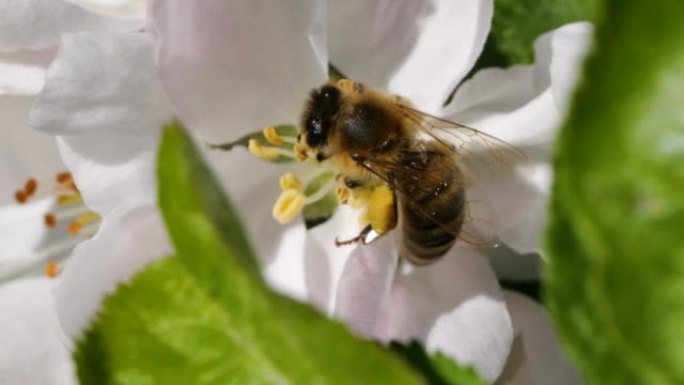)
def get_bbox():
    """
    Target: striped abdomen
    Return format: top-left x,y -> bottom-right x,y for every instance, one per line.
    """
395,145 -> 466,265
